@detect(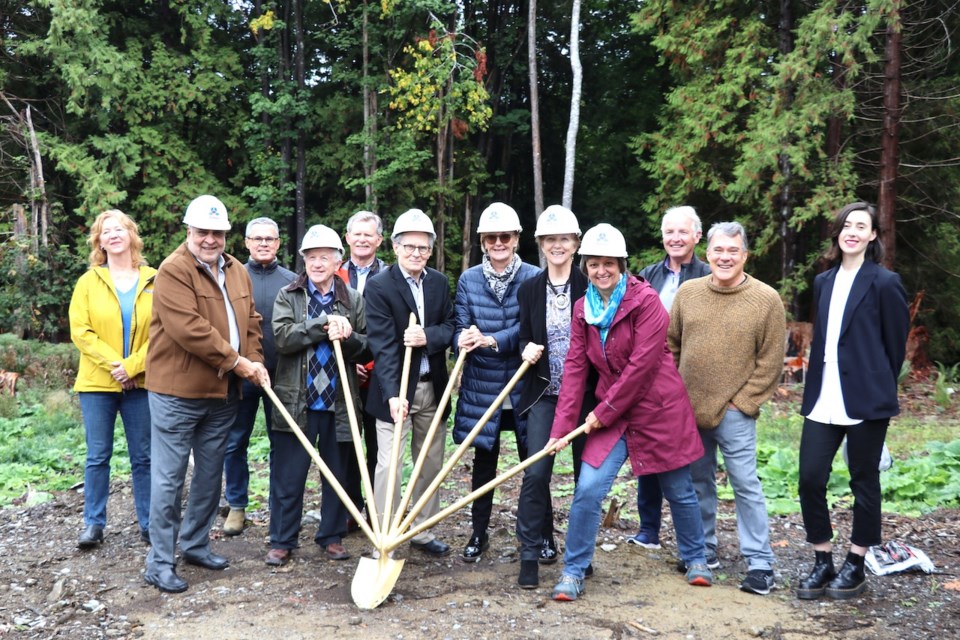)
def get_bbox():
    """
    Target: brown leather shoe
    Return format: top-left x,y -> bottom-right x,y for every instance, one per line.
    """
265,548 -> 291,566
325,542 -> 351,561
